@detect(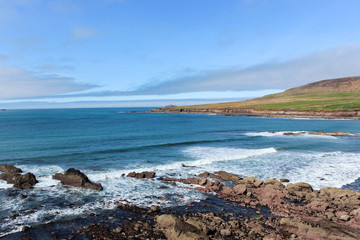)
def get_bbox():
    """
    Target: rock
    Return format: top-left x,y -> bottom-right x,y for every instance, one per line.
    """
127,171 -> 156,178
166,219 -> 209,240
157,214 -> 177,229
150,205 -> 160,212
22,226 -> 30,232
53,168 -> 103,191
233,184 -> 247,195
185,219 -> 209,235
280,178 -> 290,183
0,172 -> 38,189
19,194 -> 27,199
286,182 -> 313,198
339,214 -> 350,222
265,179 -> 285,190
221,186 -> 235,195
240,176 -> 263,187
214,171 -> 243,182
13,173 -> 38,189
280,217 -> 360,240
198,172 -> 219,179
199,178 -> 208,186
0,164 -> 22,173
220,229 -> 231,236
